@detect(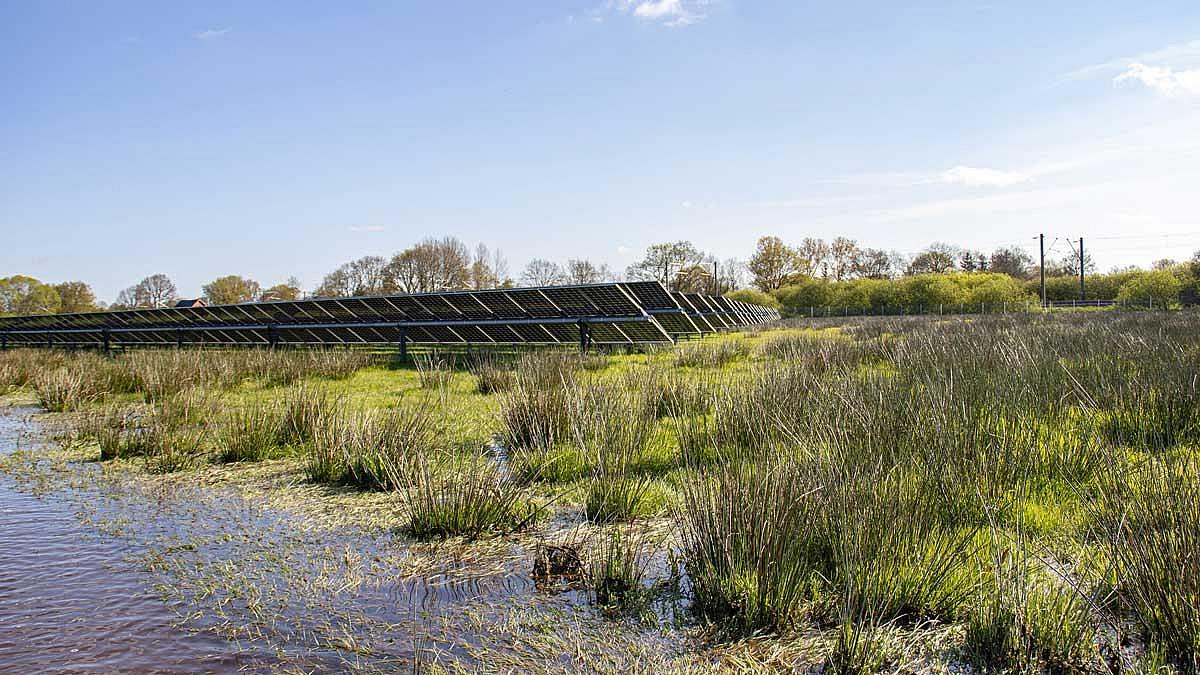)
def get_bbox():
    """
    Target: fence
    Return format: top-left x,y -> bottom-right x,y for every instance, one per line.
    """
792,298 -> 1173,319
